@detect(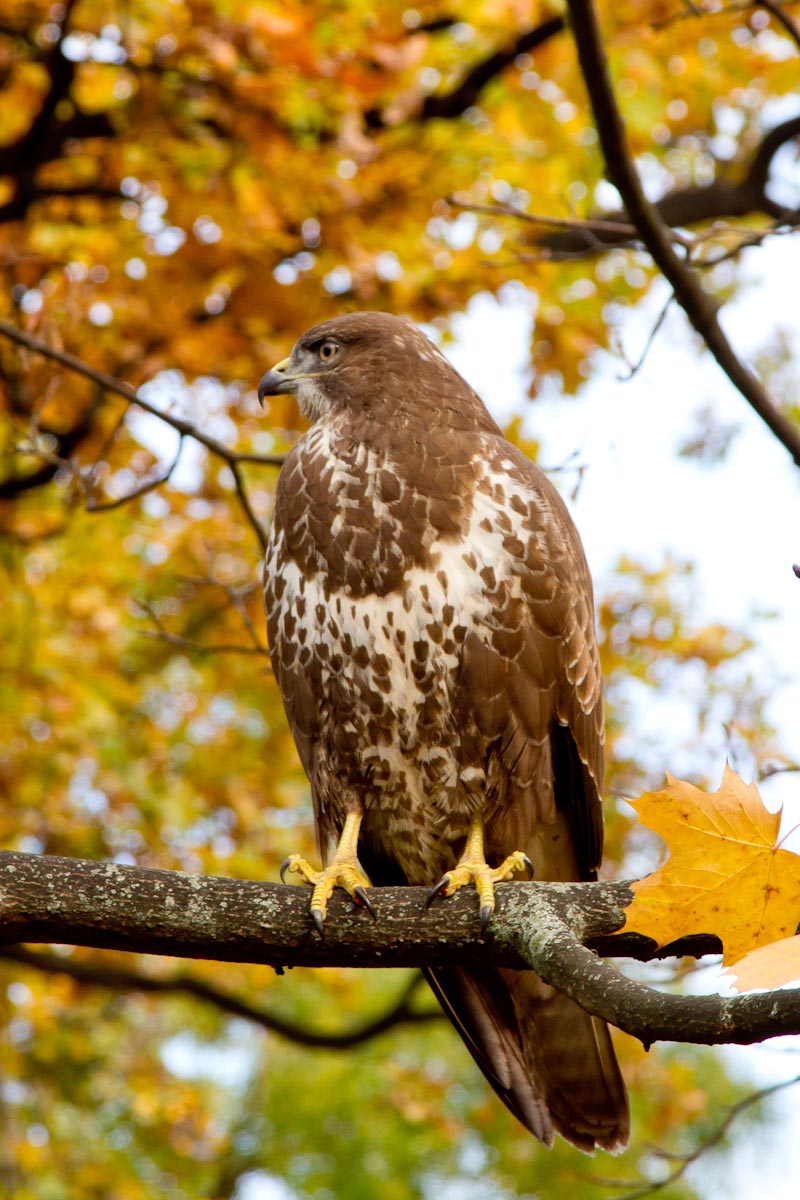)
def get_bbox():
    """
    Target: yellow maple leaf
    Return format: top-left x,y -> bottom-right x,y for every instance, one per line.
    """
725,936 -> 800,992
623,766 -> 800,964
